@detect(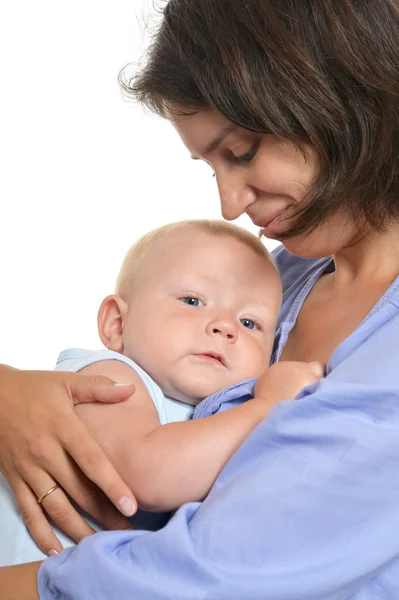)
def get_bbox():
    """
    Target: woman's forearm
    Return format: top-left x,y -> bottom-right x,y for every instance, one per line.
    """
122,397 -> 273,512
0,363 -> 18,384
0,562 -> 41,600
